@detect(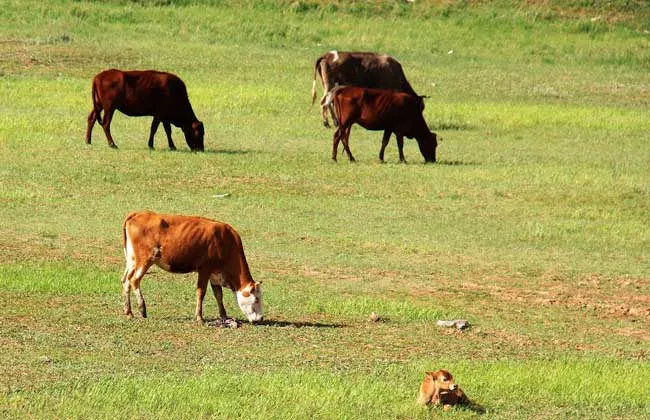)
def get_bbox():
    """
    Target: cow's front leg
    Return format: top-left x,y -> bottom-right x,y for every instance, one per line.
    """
210,282 -> 228,319
195,271 -> 210,322
162,122 -> 176,150
396,135 -> 407,163
148,117 -> 160,149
